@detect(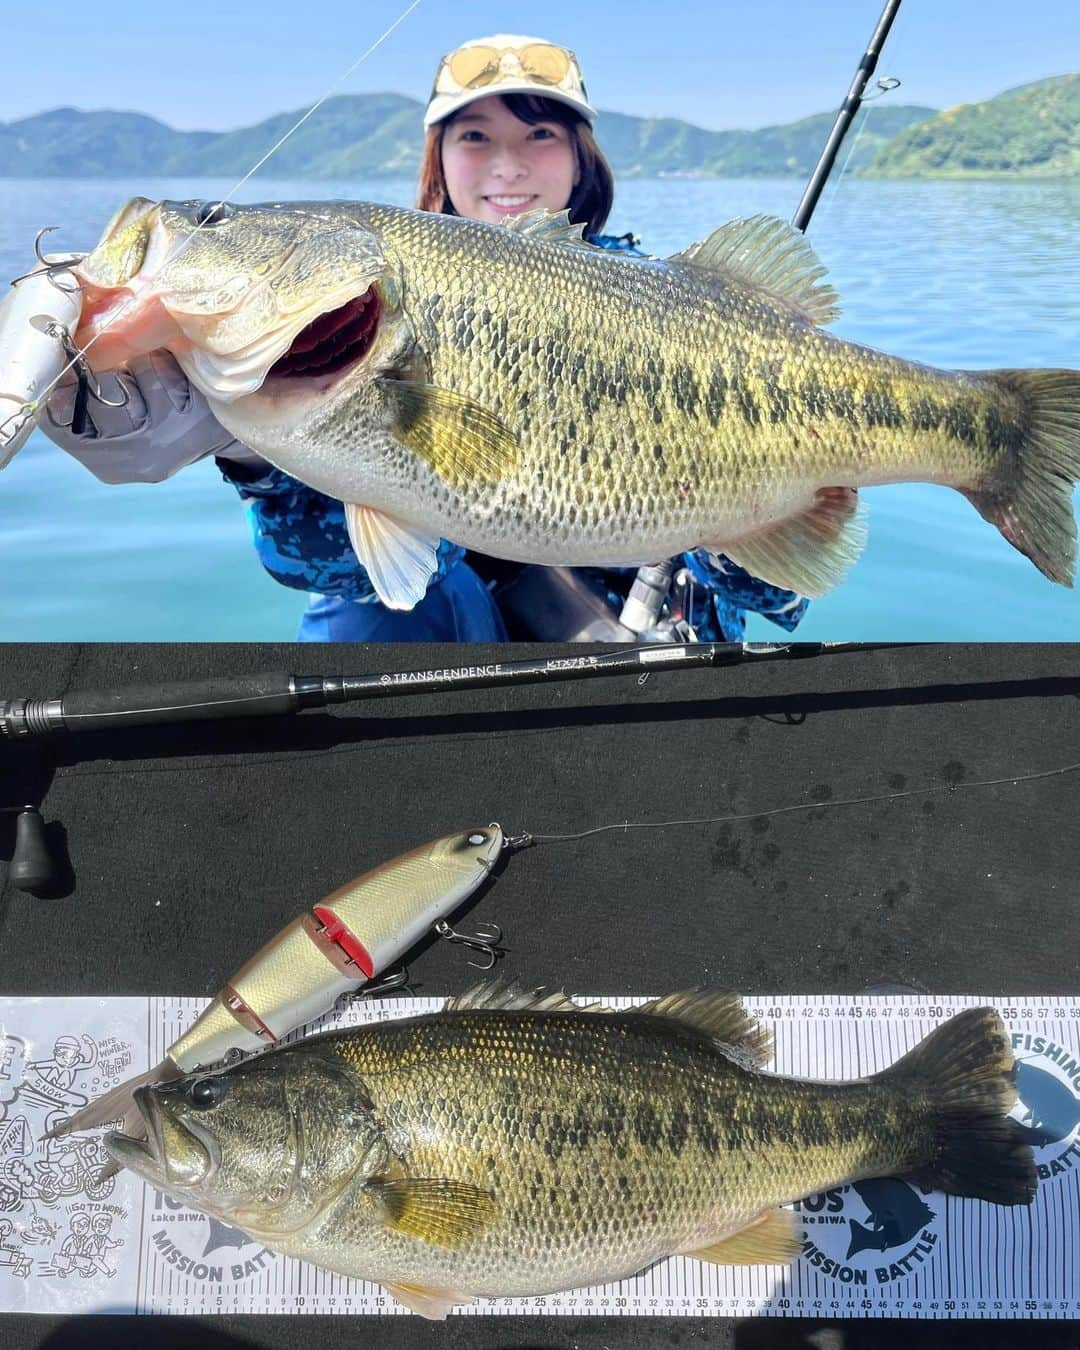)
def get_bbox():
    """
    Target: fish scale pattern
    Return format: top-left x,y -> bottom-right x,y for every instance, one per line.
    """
299,201 -> 1027,574
281,1009 -> 919,1296
79,199 -> 1076,594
